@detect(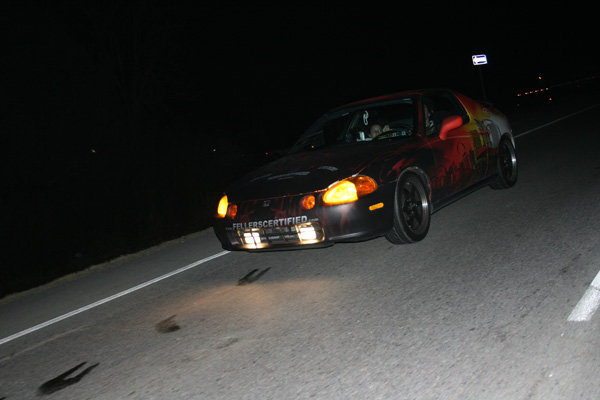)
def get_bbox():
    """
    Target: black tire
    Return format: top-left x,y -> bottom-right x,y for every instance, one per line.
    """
491,137 -> 518,189
385,173 -> 431,244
